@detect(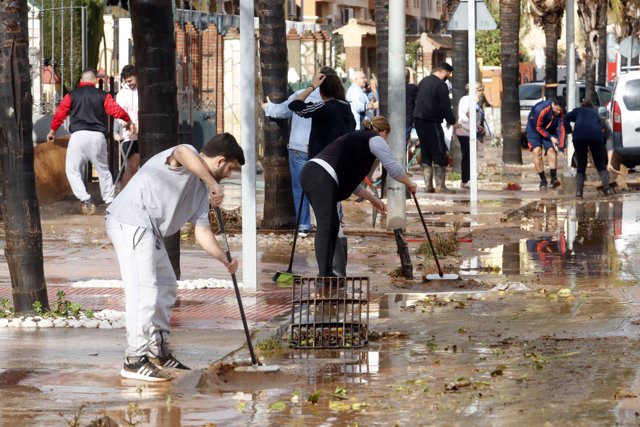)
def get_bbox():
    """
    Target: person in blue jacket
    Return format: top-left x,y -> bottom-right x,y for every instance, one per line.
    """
526,96 -> 566,190
563,99 -> 612,197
